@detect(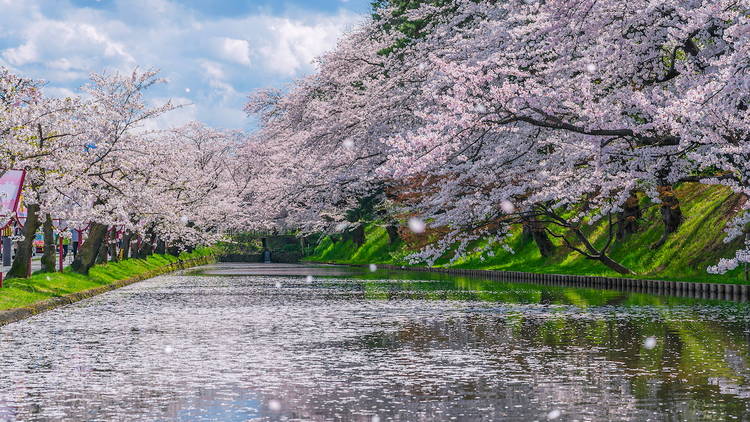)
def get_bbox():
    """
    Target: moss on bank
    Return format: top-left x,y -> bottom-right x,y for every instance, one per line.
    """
305,183 -> 749,284
0,248 -> 214,311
